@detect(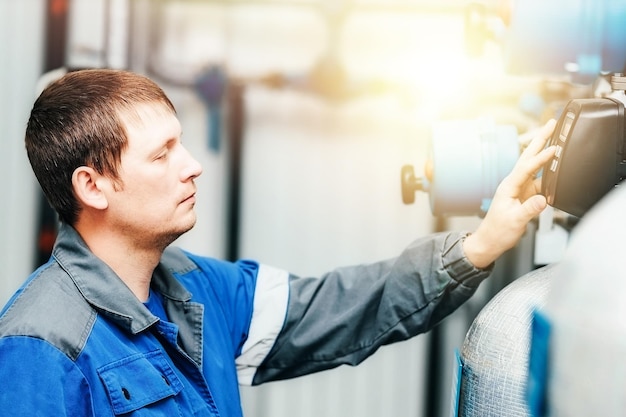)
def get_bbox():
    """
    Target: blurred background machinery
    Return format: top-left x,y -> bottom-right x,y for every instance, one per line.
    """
2,1 -> 626,416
